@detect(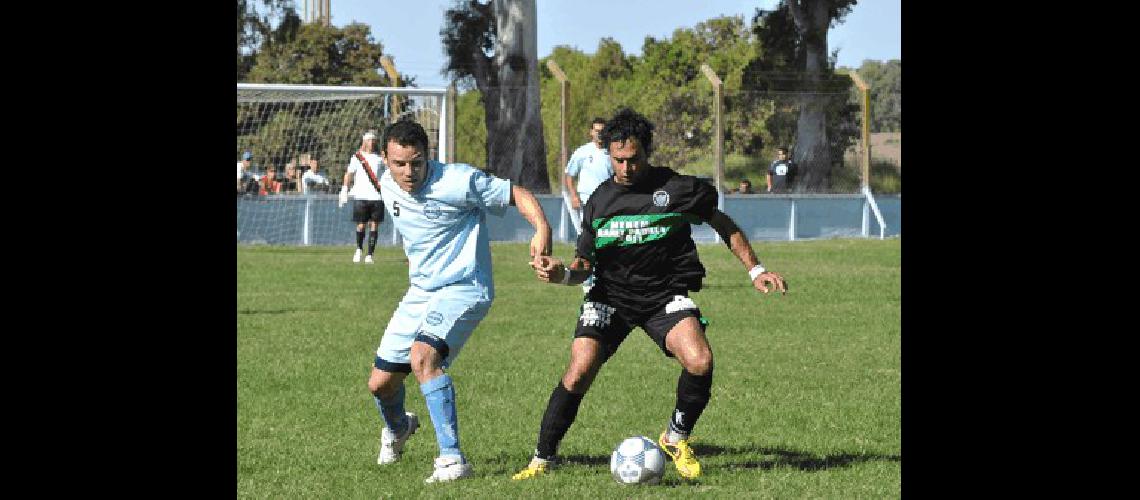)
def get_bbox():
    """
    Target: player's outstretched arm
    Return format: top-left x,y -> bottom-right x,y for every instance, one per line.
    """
530,256 -> 591,285
706,209 -> 788,295
510,185 -> 553,262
